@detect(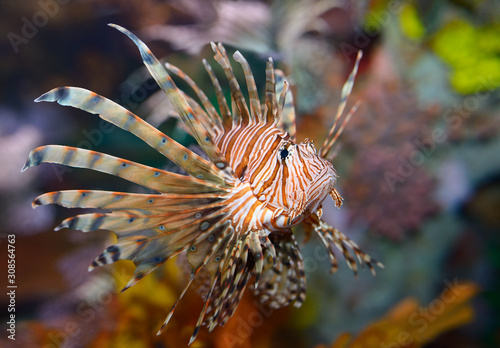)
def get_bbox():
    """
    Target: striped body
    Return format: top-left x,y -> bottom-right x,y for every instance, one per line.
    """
23,25 -> 382,344
217,124 -> 337,229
